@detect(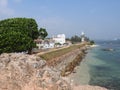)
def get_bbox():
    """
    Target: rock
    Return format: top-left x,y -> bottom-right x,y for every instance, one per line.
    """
0,53 -> 108,90
0,53 -> 48,90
